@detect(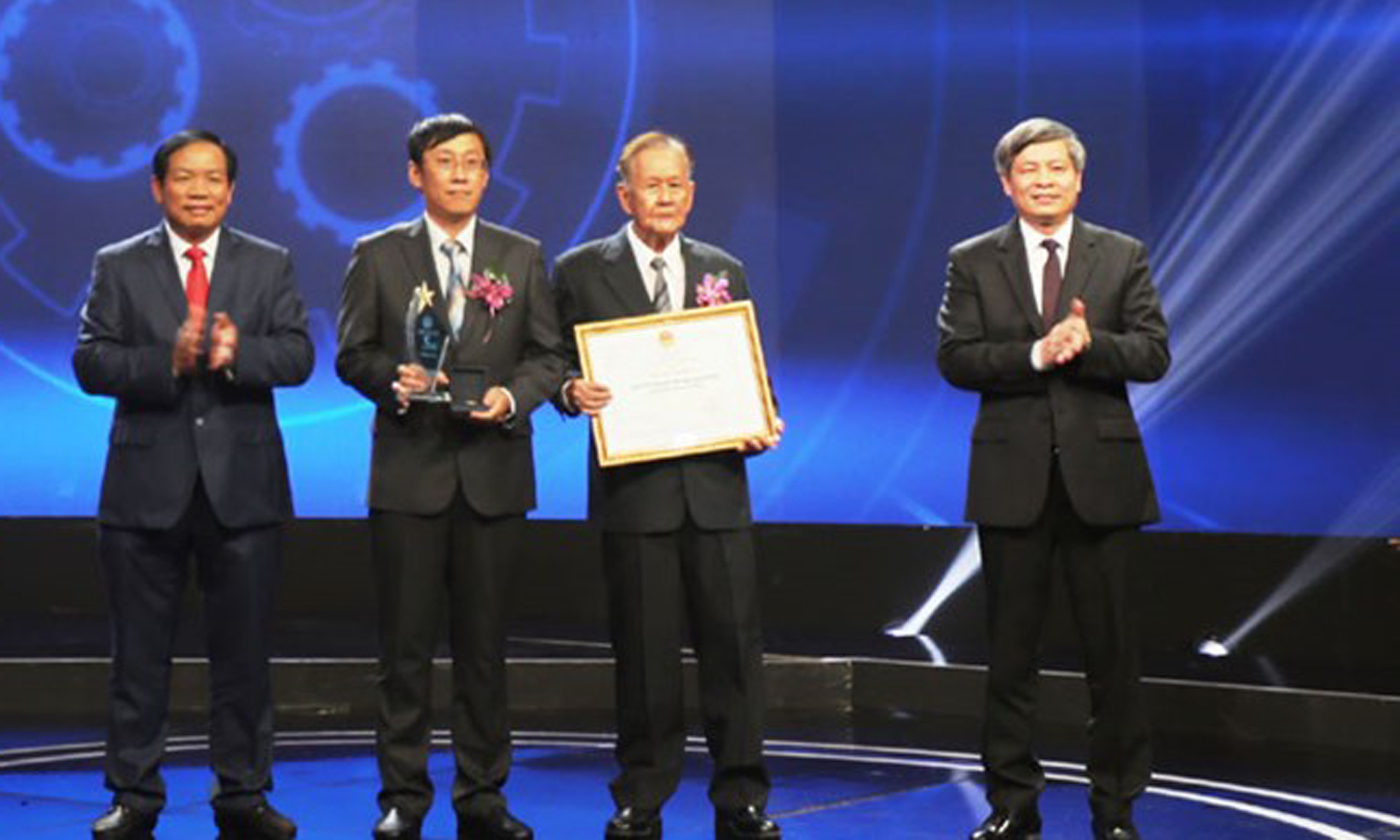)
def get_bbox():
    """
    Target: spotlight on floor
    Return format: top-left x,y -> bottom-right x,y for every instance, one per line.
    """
1197,636 -> 1231,659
